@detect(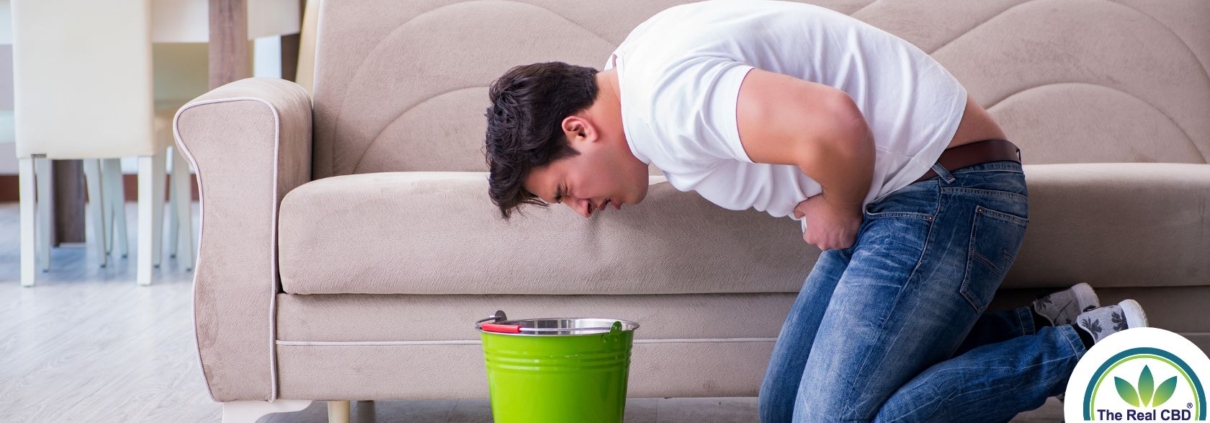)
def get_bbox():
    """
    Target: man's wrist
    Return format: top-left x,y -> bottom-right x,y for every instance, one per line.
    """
821,191 -> 862,219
